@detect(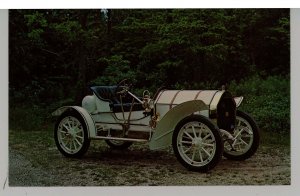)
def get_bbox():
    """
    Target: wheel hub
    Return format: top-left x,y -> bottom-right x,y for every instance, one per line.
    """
64,126 -> 78,141
192,138 -> 203,149
69,128 -> 76,137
